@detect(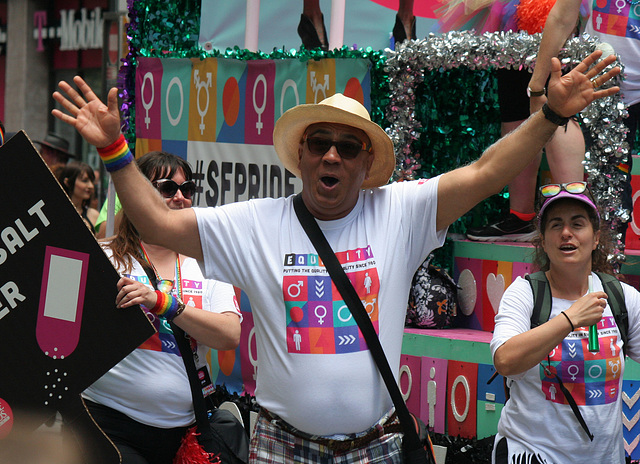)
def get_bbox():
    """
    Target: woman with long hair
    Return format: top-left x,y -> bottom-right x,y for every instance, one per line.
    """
56,161 -> 99,232
82,151 -> 242,464
491,182 -> 640,463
